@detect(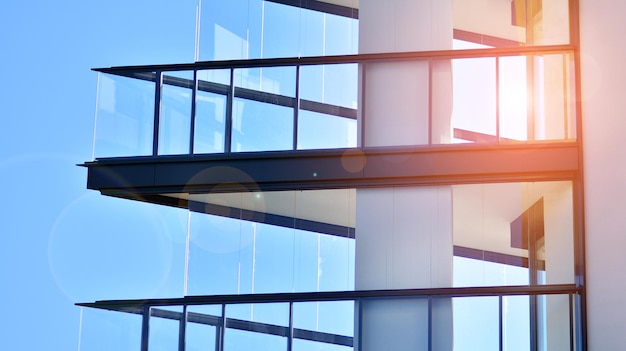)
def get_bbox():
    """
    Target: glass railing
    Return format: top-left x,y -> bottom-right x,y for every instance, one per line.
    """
92,46 -> 576,159
77,284 -> 582,351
